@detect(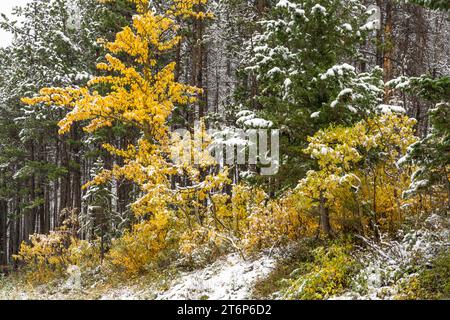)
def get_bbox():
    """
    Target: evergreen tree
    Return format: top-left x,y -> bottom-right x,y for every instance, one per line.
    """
391,75 -> 450,211
0,0 -> 94,242
0,0 -> 131,263
241,0 -> 379,189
